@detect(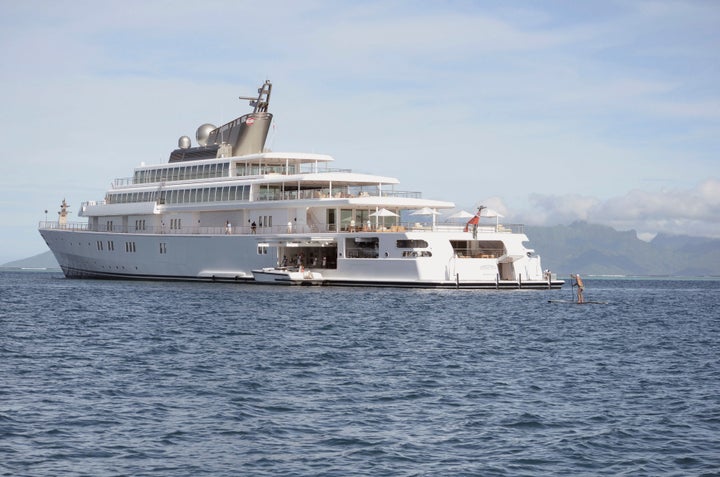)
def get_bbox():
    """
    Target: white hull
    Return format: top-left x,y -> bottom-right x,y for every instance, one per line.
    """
40,227 -> 562,289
